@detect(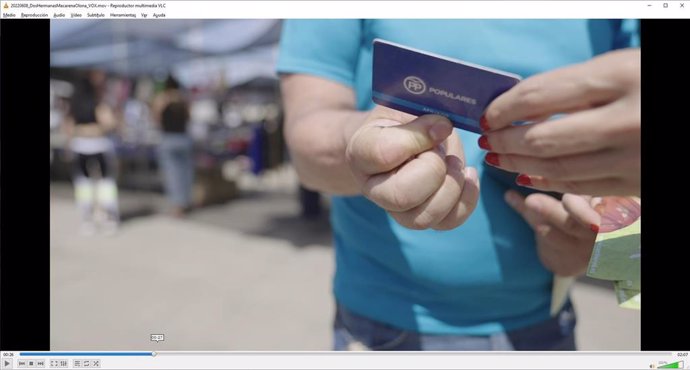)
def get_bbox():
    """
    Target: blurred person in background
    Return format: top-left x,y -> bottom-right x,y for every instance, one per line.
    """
152,74 -> 195,218
123,78 -> 154,143
278,20 -> 638,351
63,70 -> 120,236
